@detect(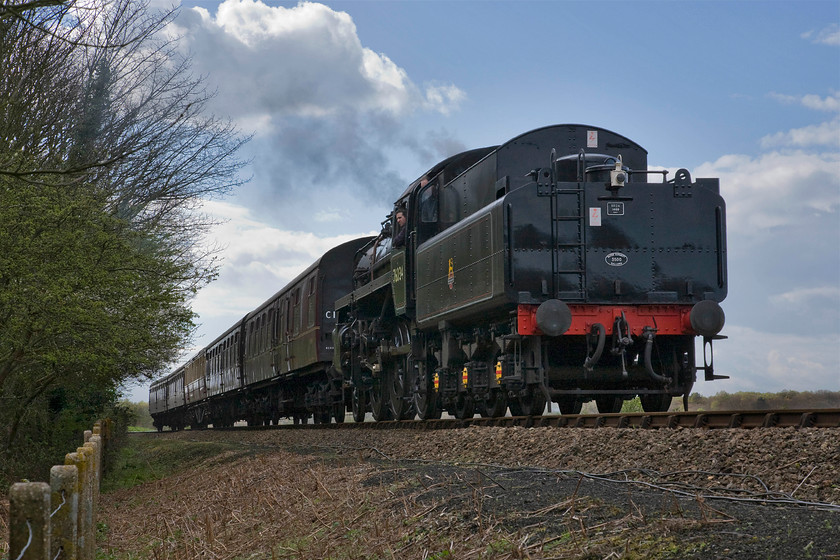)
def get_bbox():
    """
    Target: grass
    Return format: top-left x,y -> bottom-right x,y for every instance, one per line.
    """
101,434 -> 251,493
127,426 -> 156,433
